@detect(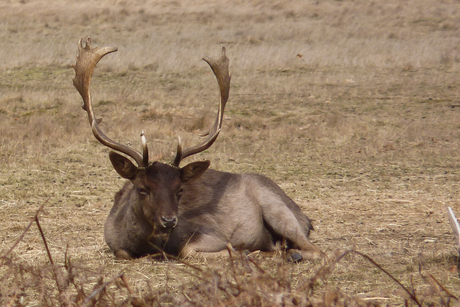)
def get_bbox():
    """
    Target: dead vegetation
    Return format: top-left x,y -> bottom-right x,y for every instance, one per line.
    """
1,0 -> 460,305
1,205 -> 458,306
